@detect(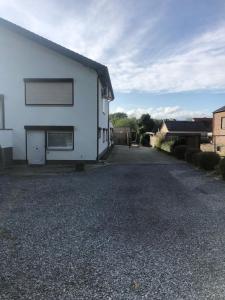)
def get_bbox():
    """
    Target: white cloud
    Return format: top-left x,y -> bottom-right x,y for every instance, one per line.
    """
109,24 -> 225,93
0,0 -> 225,94
111,106 -> 210,120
